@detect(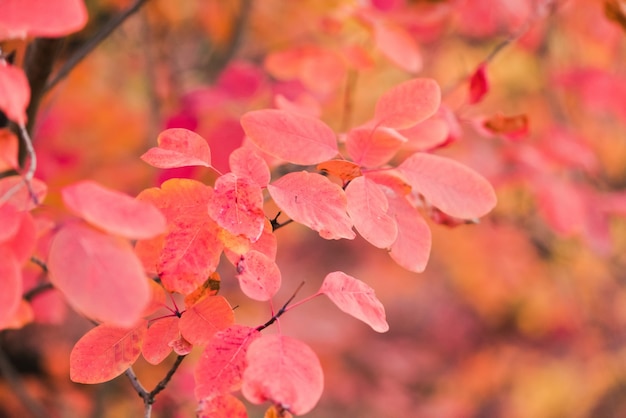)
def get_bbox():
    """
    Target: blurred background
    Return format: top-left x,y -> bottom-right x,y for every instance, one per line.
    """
3,0 -> 626,417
